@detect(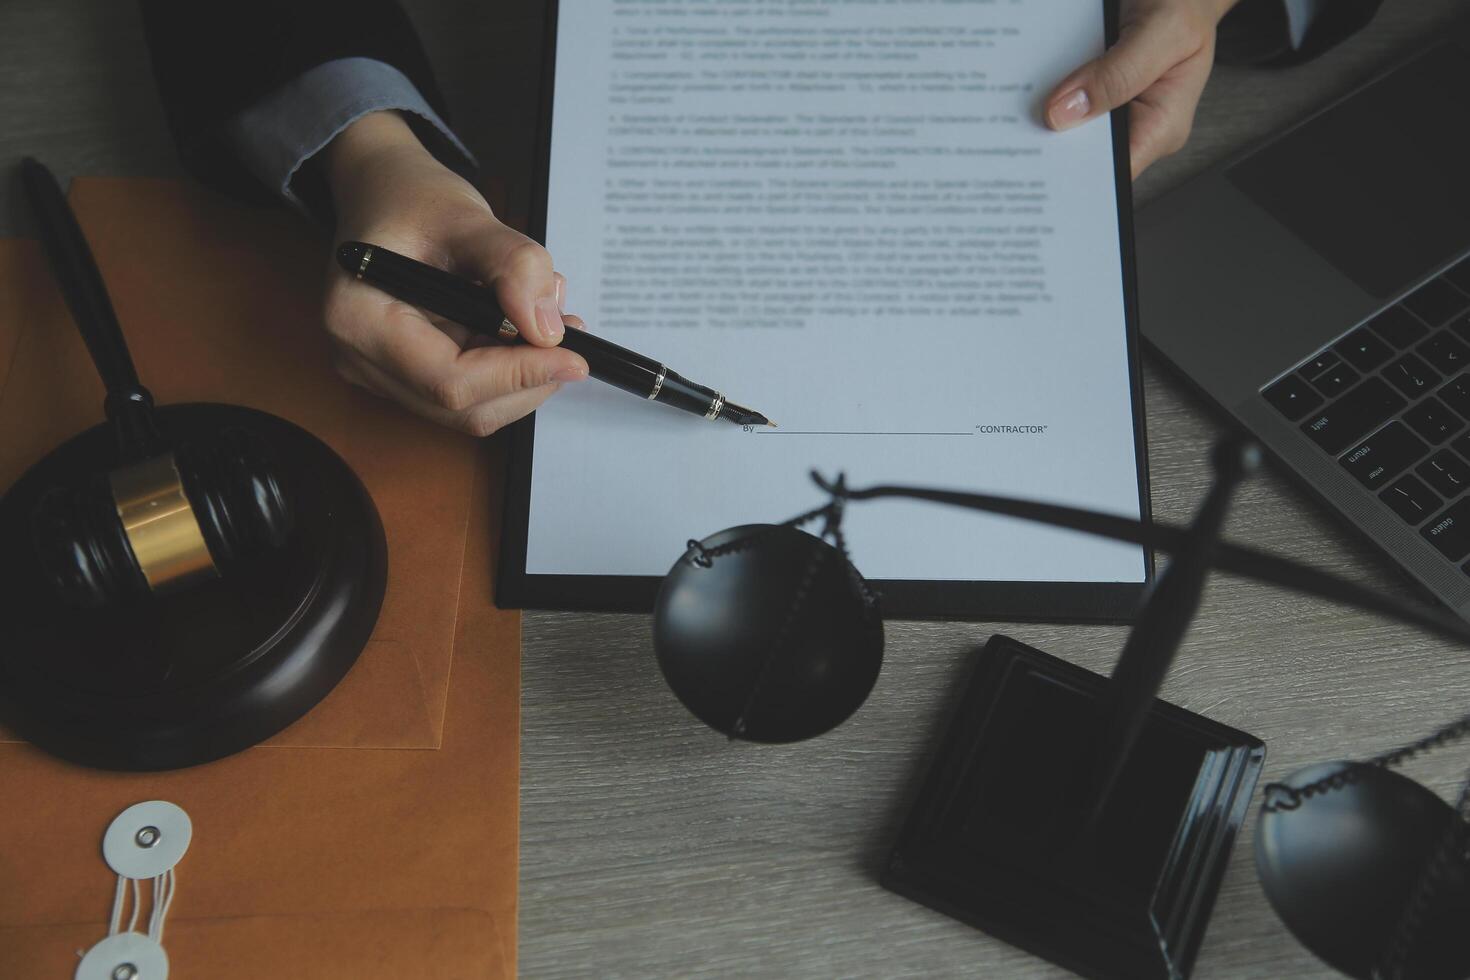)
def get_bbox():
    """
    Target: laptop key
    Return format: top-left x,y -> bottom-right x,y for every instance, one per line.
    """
1451,313 -> 1470,345
1419,331 -> 1470,374
1445,258 -> 1470,295
1340,422 -> 1428,490
1383,353 -> 1442,398
1311,363 -> 1360,398
1439,374 -> 1470,419
1302,350 -> 1340,377
1300,377 -> 1405,454
1371,306 -> 1430,347
1423,496 -> 1470,560
1402,277 -> 1470,327
1418,450 -> 1470,498
1402,396 -> 1463,443
1384,475 -> 1442,525
1263,374 -> 1323,420
1336,328 -> 1393,371
1453,429 -> 1470,462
